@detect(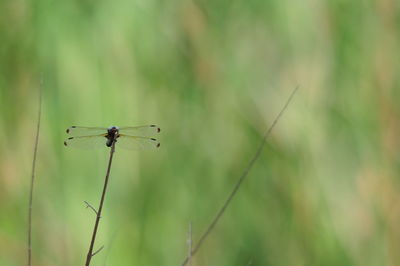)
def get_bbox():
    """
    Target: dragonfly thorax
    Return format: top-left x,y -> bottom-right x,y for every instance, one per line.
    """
106,126 -> 120,147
